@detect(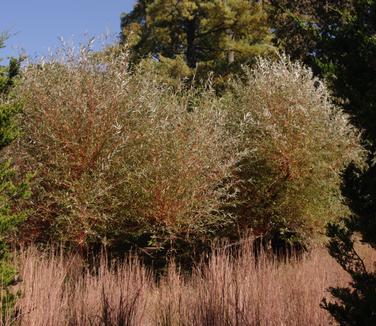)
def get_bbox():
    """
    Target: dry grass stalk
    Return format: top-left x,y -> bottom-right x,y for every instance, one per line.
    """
3,240 -> 374,325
